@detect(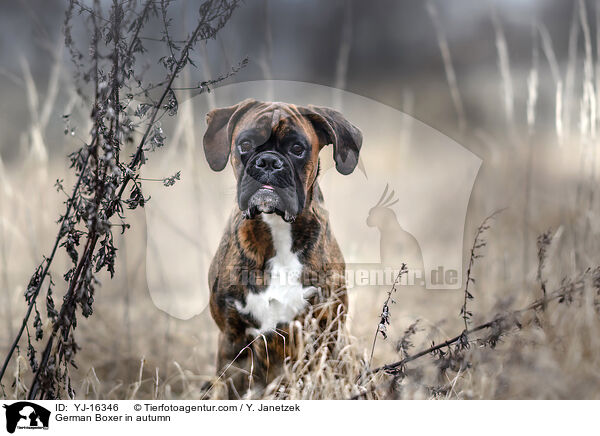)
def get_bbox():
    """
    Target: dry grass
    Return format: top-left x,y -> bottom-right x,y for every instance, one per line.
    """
1,140 -> 599,400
